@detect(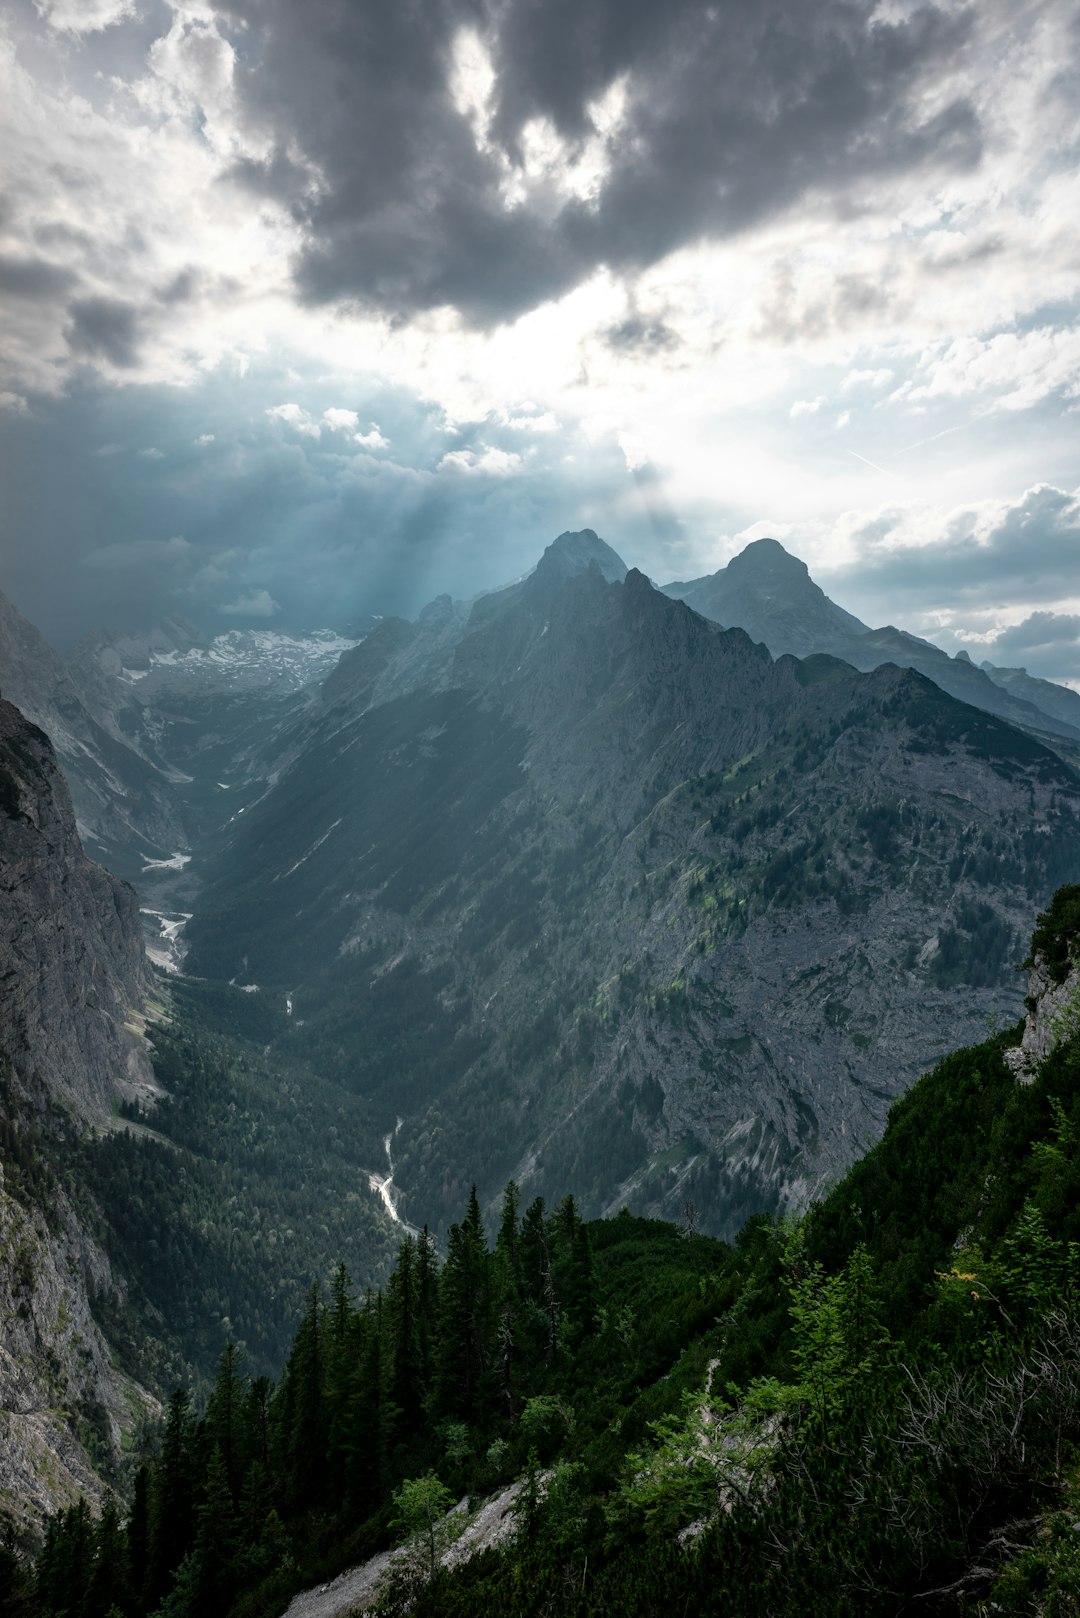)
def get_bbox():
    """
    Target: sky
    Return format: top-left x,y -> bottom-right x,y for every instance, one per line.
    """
1,0 -> 1079,684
